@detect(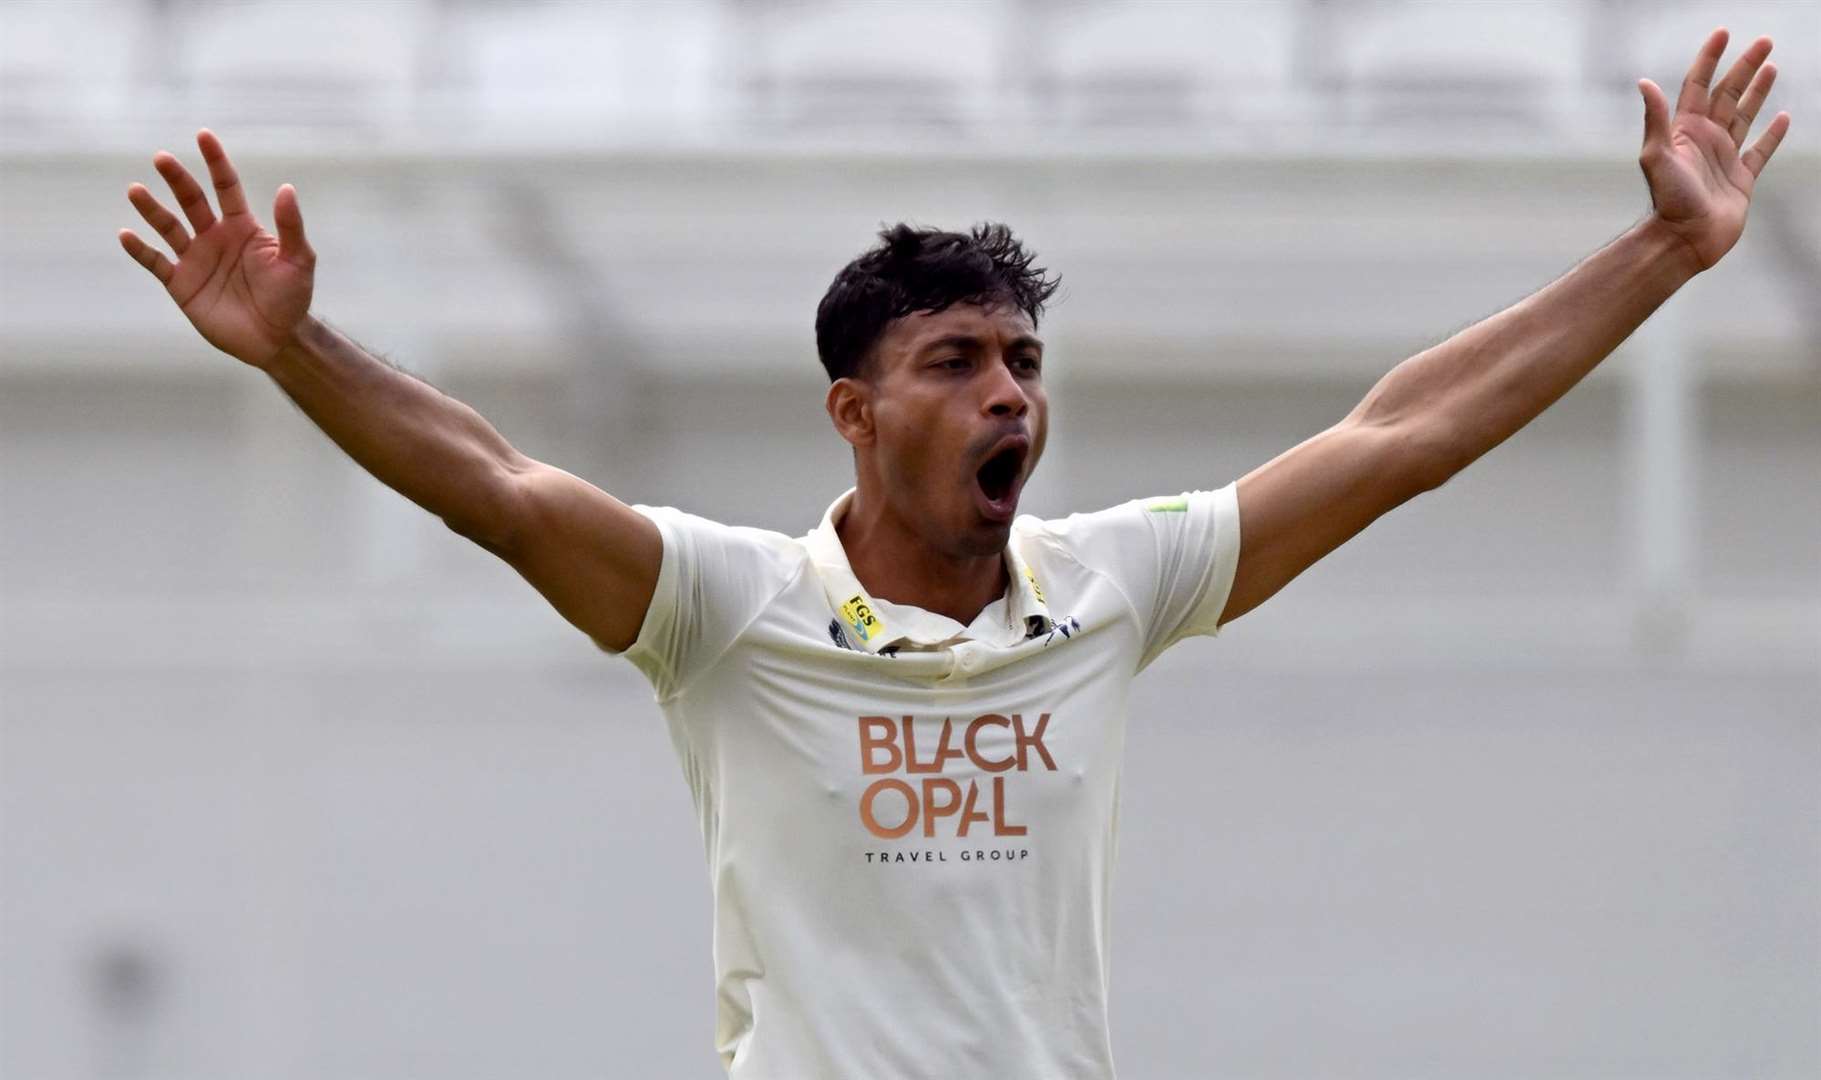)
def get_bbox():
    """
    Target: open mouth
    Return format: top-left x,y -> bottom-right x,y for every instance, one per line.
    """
973,436 -> 1028,521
